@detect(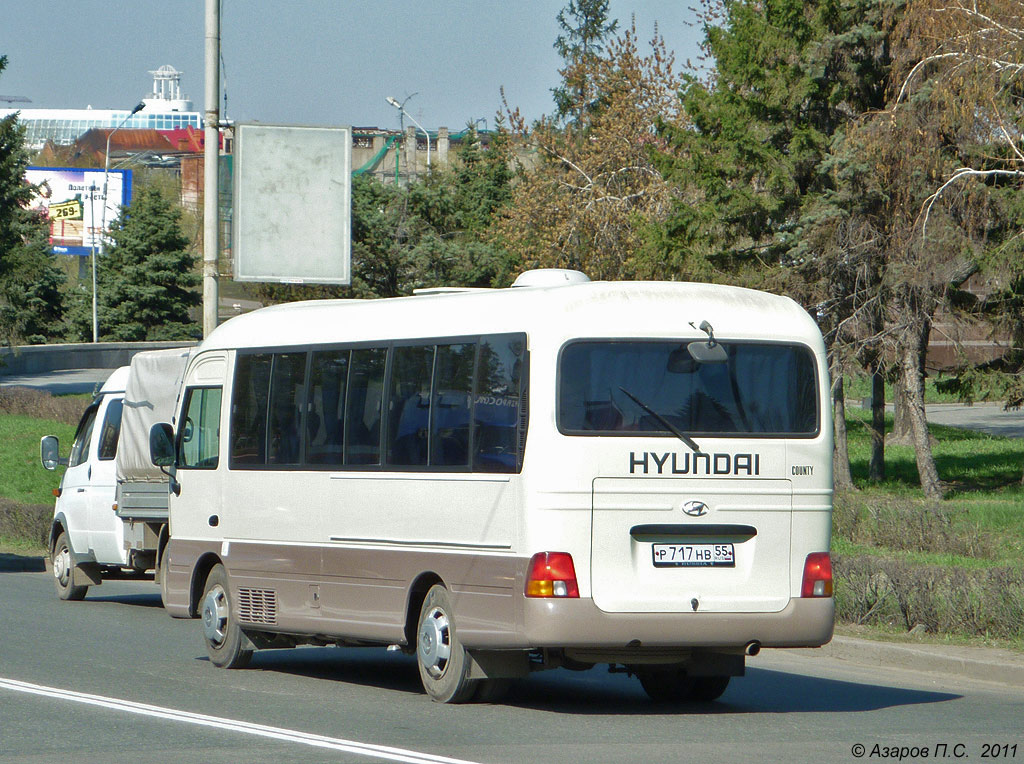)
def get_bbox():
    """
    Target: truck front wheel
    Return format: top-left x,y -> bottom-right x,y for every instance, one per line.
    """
52,531 -> 88,601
